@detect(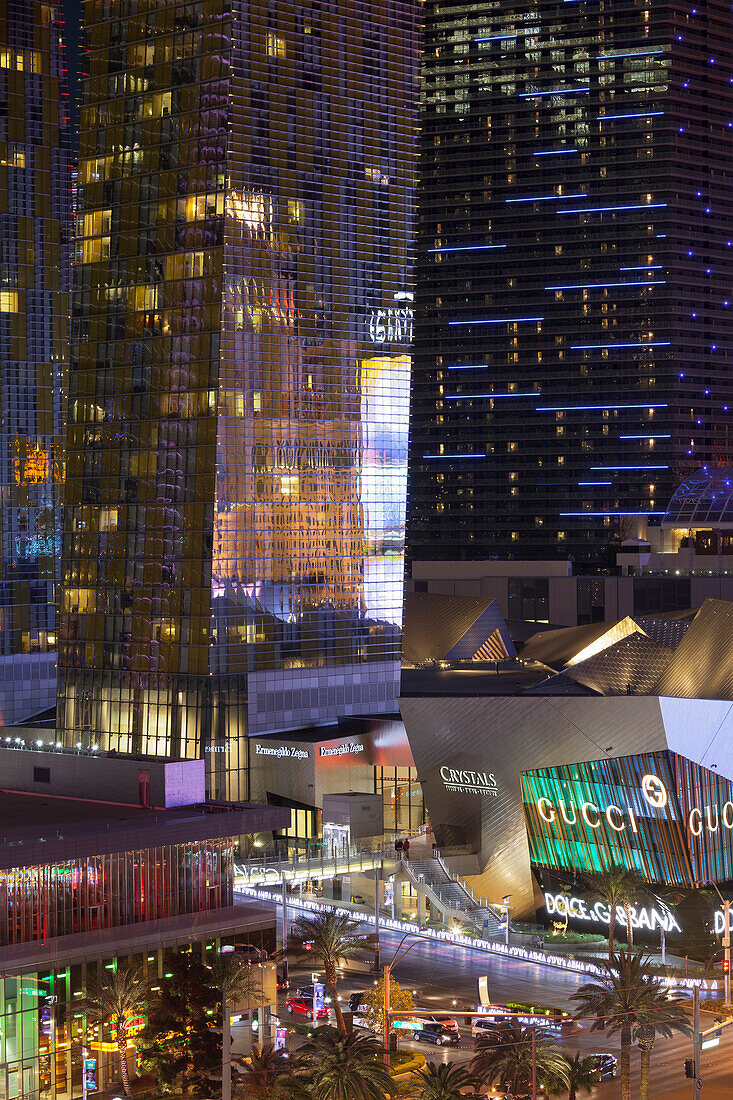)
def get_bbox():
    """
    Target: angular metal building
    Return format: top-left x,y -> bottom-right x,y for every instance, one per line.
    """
62,0 -> 418,796
401,600 -> 733,918
0,1 -> 70,722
